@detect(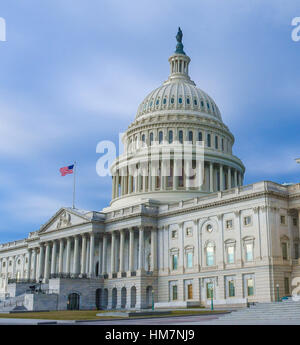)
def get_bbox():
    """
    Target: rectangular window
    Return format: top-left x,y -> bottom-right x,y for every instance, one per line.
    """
172,285 -> 178,300
247,278 -> 254,296
227,246 -> 235,264
226,219 -> 233,230
187,284 -> 193,299
206,246 -> 214,266
229,280 -> 235,297
284,277 -> 290,295
244,216 -> 252,226
187,252 -> 193,268
171,230 -> 177,239
206,282 -> 213,299
293,218 -> 298,226
172,254 -> 178,270
185,227 -> 192,236
280,215 -> 286,225
245,243 -> 253,262
282,243 -> 288,260
295,244 -> 299,260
